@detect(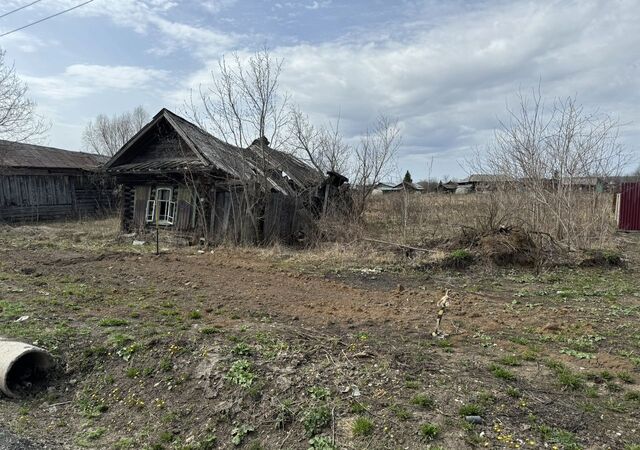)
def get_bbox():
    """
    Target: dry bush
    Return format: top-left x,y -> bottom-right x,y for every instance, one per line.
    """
361,190 -> 617,270
365,191 -> 615,248
303,210 -> 365,247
